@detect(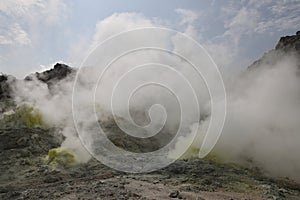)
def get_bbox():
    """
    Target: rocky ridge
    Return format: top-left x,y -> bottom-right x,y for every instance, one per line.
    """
249,31 -> 300,69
